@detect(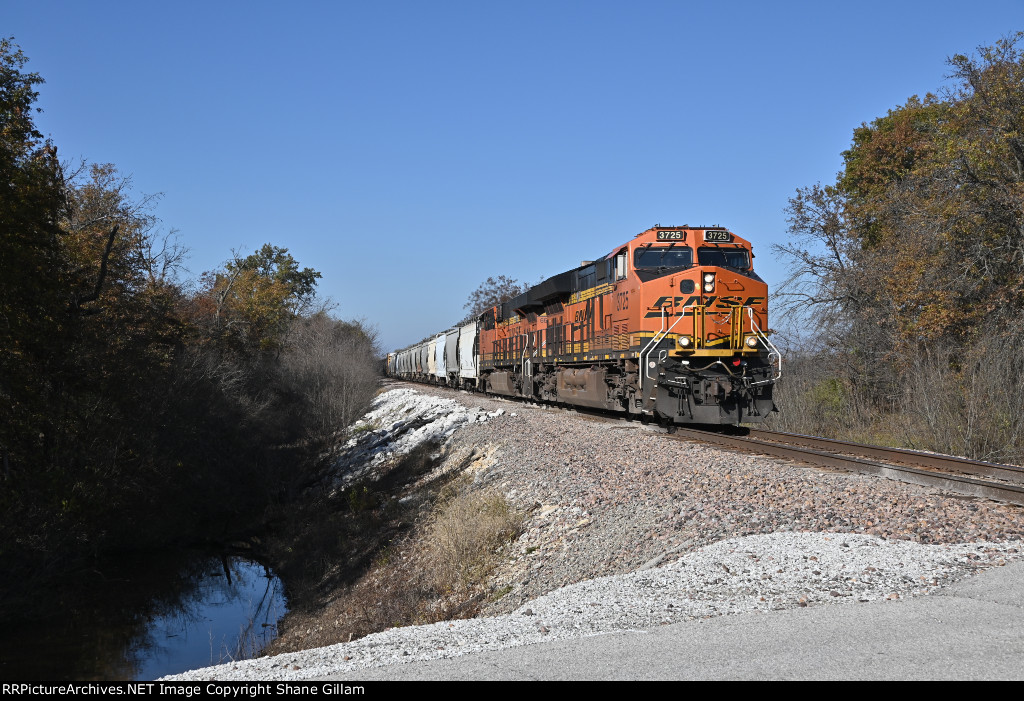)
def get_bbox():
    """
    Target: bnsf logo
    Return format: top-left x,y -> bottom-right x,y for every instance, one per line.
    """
644,295 -> 765,317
